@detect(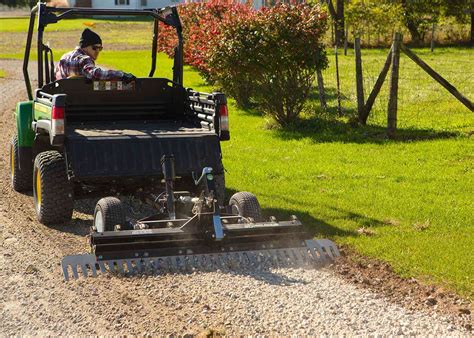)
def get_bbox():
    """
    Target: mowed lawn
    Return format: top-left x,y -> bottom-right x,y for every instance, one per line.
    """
1,17 -> 473,299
